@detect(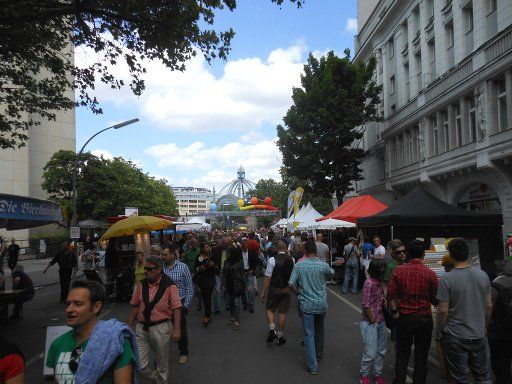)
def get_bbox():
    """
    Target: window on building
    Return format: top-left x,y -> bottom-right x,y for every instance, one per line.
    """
407,129 -> 413,164
404,63 -> 410,102
415,52 -> 422,90
442,110 -> 449,151
389,37 -> 394,58
390,75 -> 395,94
496,77 -> 508,132
464,3 -> 474,33
432,116 -> 439,156
454,102 -> 462,146
446,22 -> 454,48
468,96 -> 477,142
414,125 -> 420,162
488,0 -> 497,13
428,38 -> 436,63
402,20 -> 408,48
413,6 -> 420,34
399,134 -> 405,166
